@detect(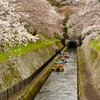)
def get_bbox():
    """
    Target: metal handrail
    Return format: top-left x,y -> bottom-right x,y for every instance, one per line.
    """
0,47 -> 64,100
